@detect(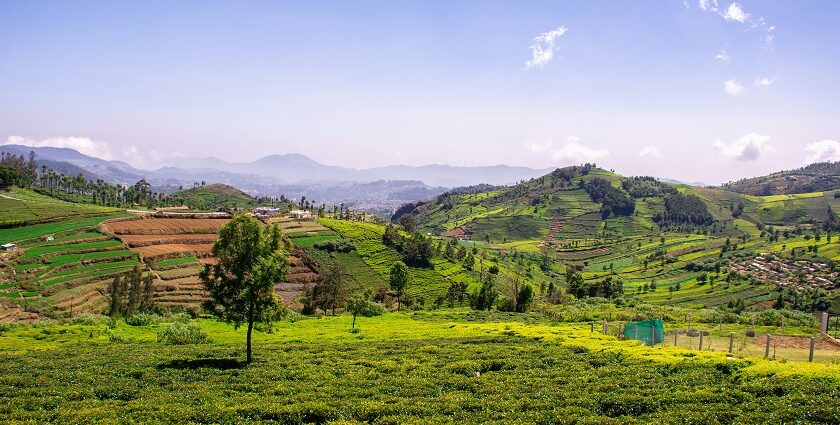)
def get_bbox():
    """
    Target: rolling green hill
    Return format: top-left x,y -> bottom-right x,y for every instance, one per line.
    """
403,166 -> 840,242
394,166 -> 840,312
722,161 -> 840,196
169,183 -> 257,210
